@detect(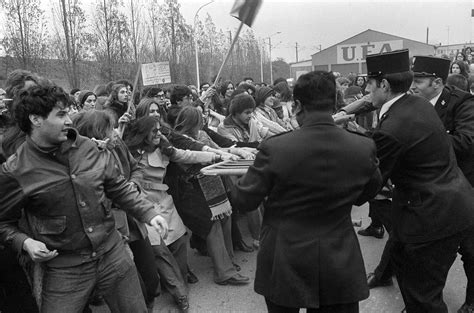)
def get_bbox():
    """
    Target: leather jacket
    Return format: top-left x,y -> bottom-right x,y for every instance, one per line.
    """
0,130 -> 159,267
